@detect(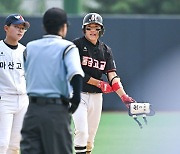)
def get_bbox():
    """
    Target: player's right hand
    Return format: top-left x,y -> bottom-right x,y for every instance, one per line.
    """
97,81 -> 113,93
